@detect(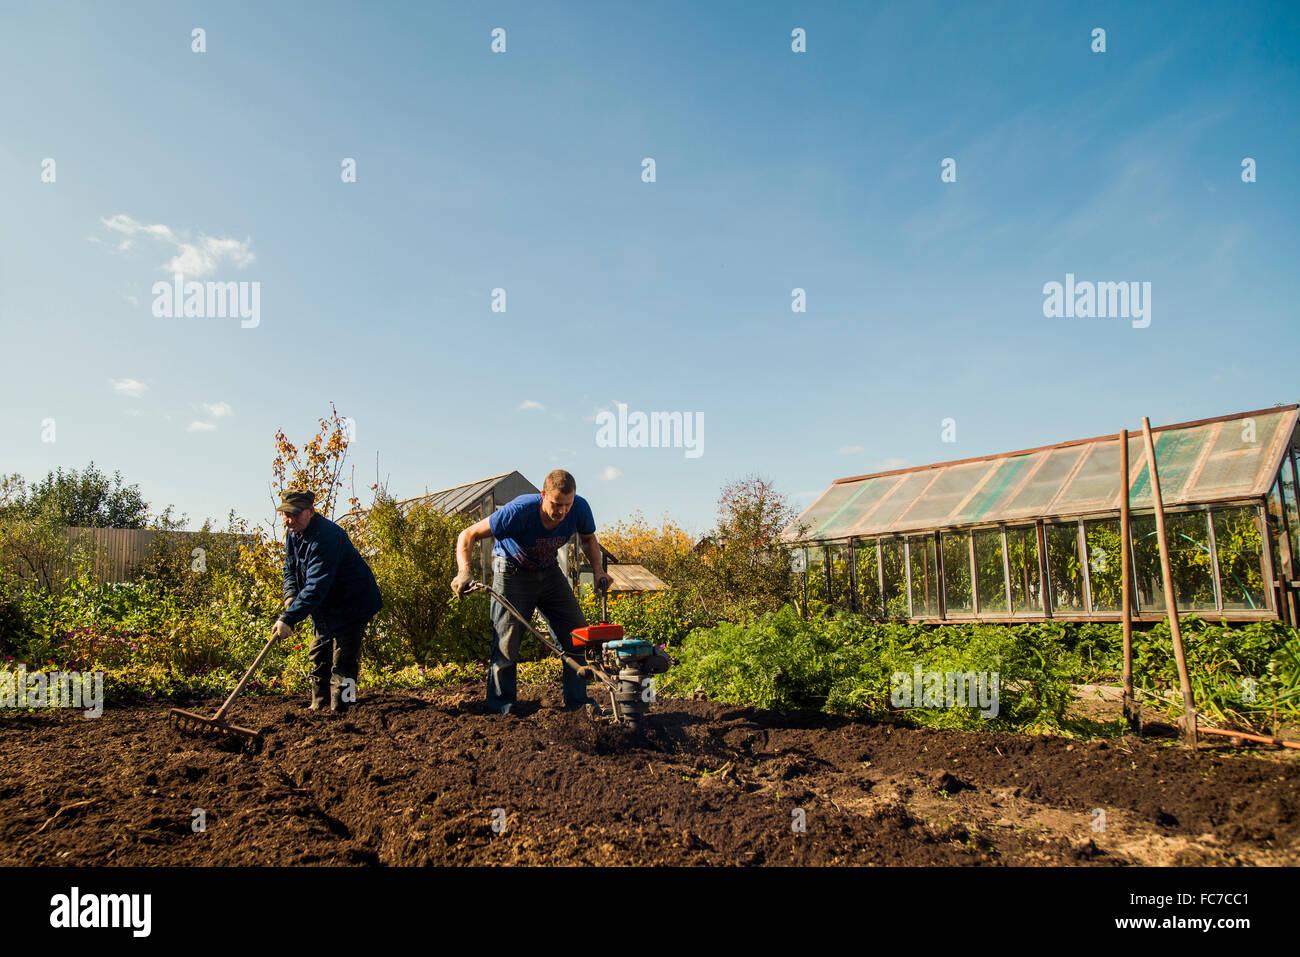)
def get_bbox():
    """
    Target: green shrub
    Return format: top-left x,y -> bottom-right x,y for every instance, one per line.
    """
1134,616 -> 1300,730
350,495 -> 489,667
576,587 -> 694,649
